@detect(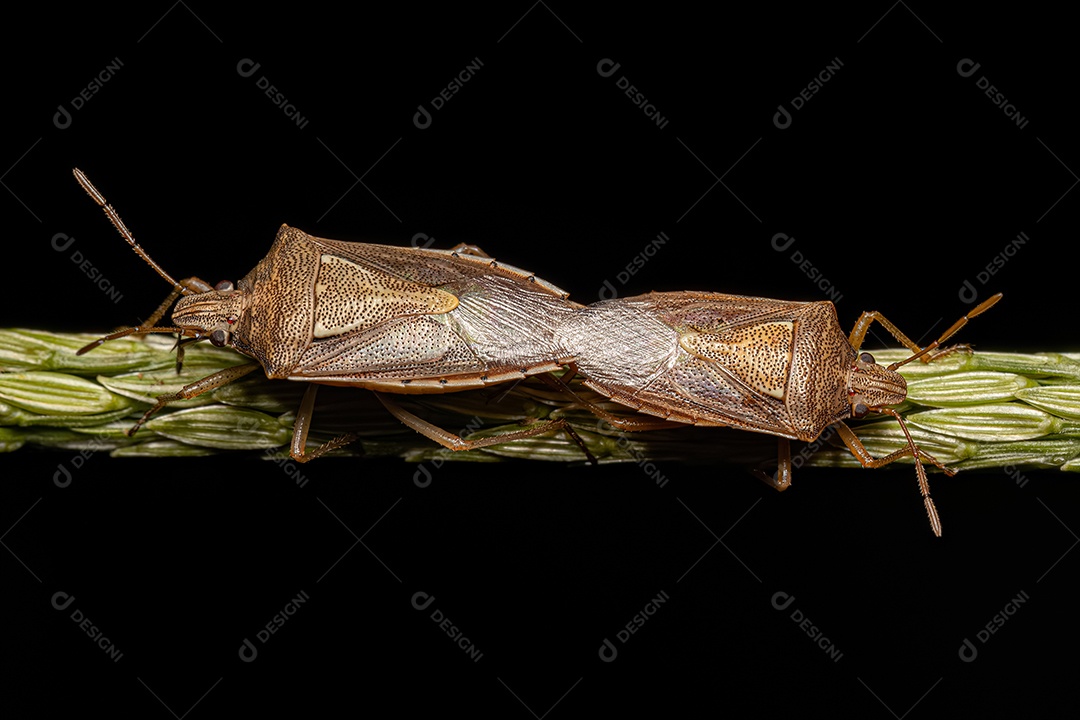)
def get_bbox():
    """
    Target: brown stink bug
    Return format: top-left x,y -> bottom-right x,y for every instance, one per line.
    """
554,291 -> 1002,535
72,169 -> 590,461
